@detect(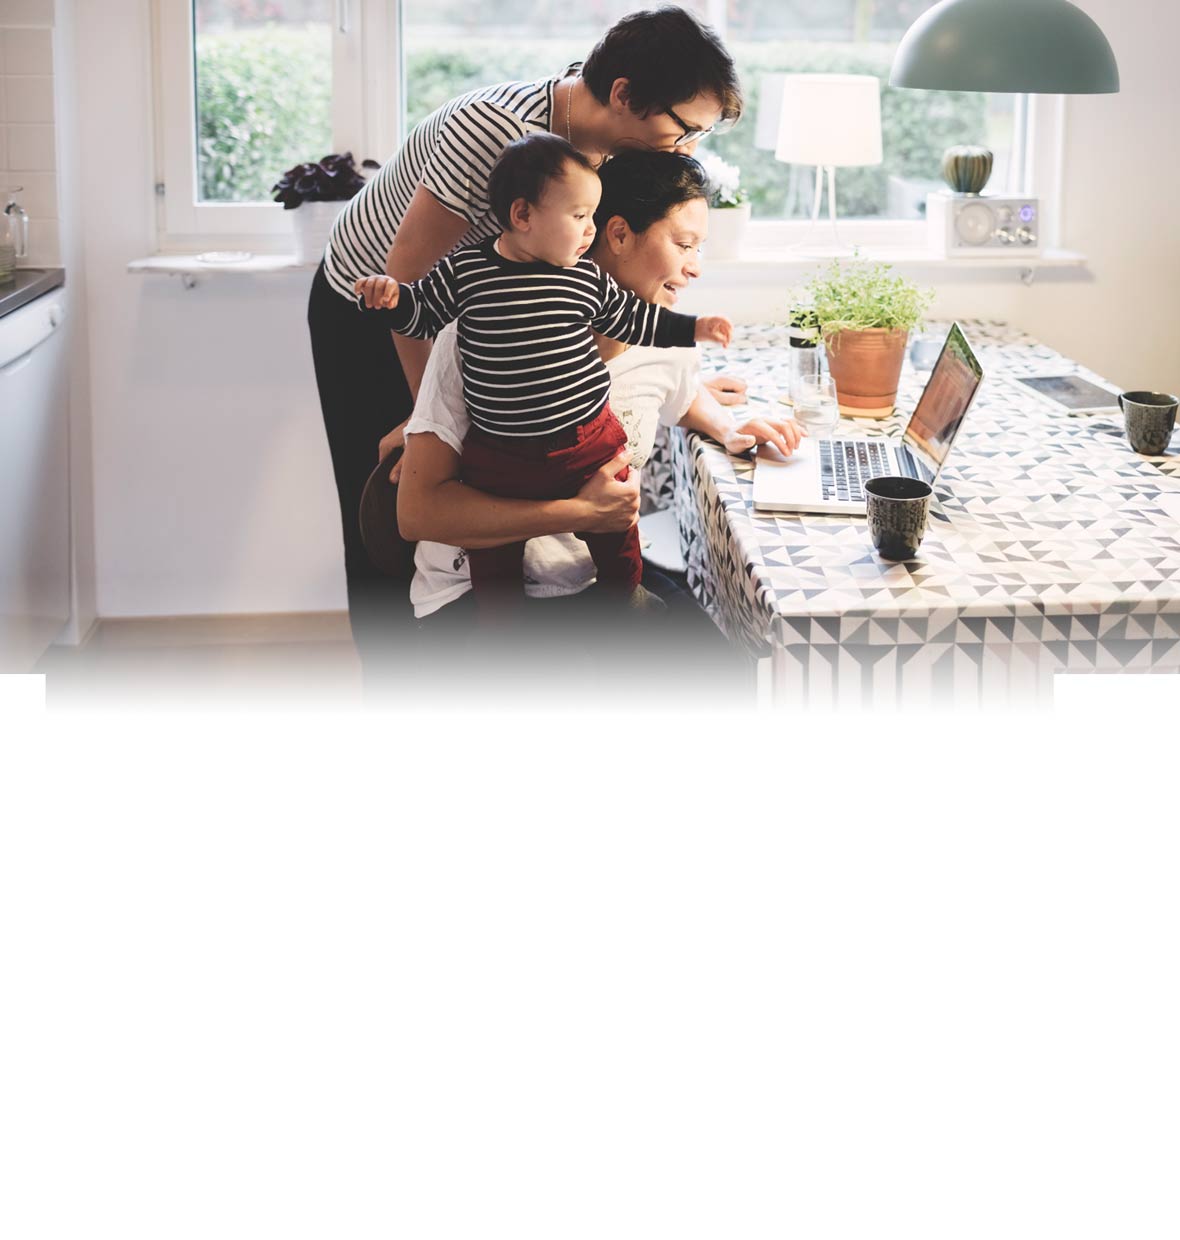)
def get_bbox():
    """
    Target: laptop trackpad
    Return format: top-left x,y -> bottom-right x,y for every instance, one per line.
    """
757,437 -> 817,468
753,438 -> 819,507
